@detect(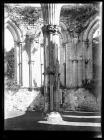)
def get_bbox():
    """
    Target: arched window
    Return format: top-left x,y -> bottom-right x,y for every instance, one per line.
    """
5,18 -> 23,86
82,16 -> 101,96
4,29 -> 14,78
